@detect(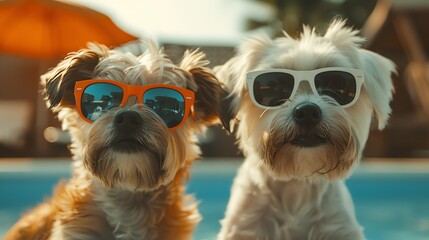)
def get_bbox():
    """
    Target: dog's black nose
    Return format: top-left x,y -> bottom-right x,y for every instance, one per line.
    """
114,110 -> 143,131
293,103 -> 322,127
